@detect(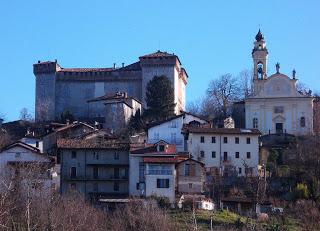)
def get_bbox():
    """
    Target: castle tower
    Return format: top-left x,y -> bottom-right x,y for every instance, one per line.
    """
33,60 -> 60,122
252,29 -> 268,80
